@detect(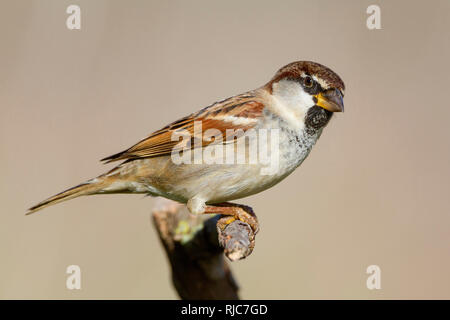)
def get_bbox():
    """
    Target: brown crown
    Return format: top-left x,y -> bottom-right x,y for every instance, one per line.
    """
265,61 -> 345,93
